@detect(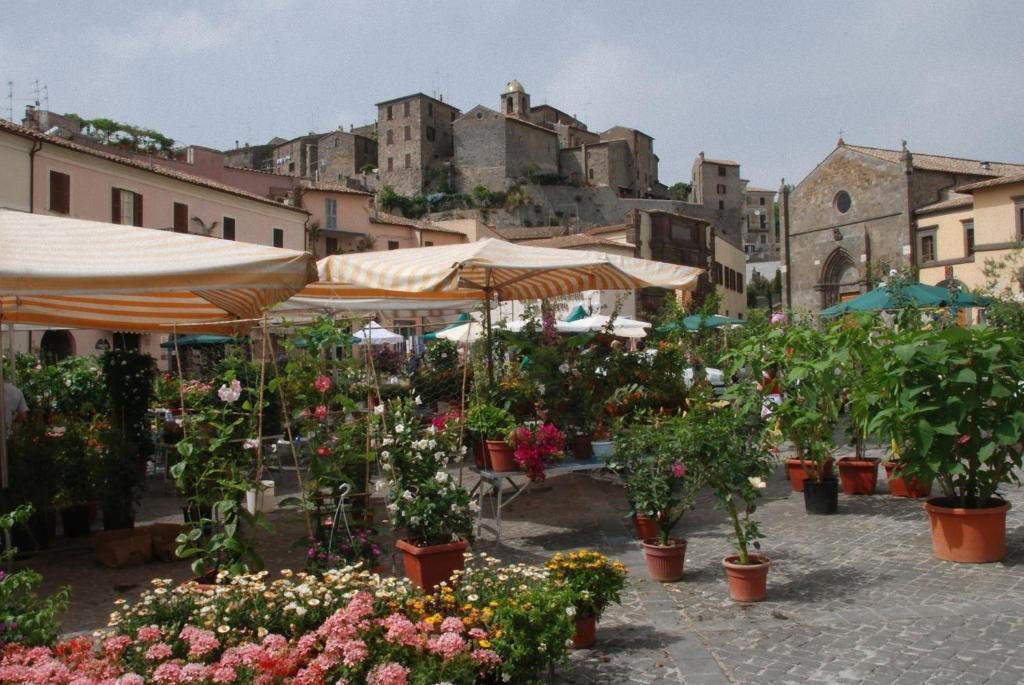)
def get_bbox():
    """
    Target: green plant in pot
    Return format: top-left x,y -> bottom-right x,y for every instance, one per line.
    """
863,324 -> 1024,562
607,410 -> 704,582
466,402 -> 516,471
